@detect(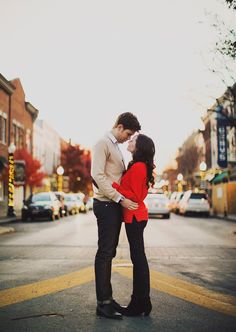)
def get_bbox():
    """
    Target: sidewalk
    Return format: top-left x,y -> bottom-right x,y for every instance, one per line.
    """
209,210 -> 236,222
0,212 -> 21,235
213,214 -> 236,222
0,208 -> 21,223
0,215 -> 21,224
